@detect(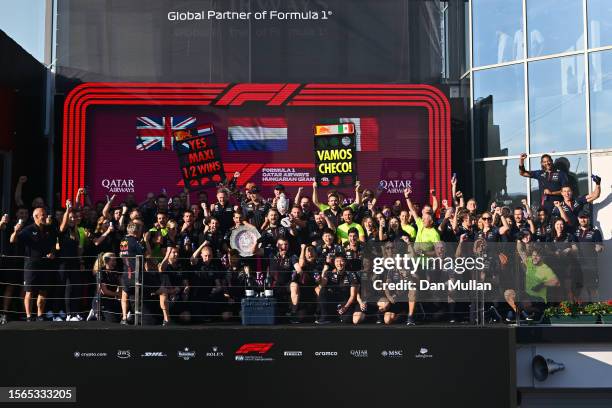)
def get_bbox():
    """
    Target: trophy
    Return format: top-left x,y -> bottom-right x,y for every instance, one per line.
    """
230,225 -> 261,257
